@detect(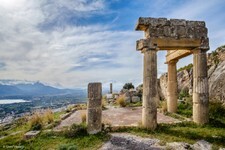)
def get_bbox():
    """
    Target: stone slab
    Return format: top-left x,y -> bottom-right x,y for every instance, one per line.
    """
23,130 -> 40,140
